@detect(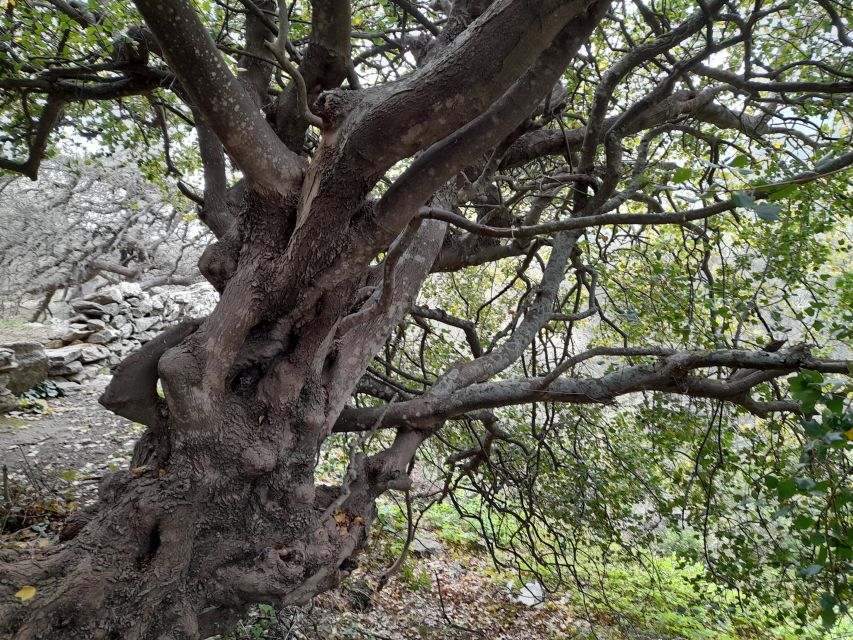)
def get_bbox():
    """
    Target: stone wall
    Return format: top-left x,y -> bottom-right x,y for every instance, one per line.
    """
0,282 -> 217,405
